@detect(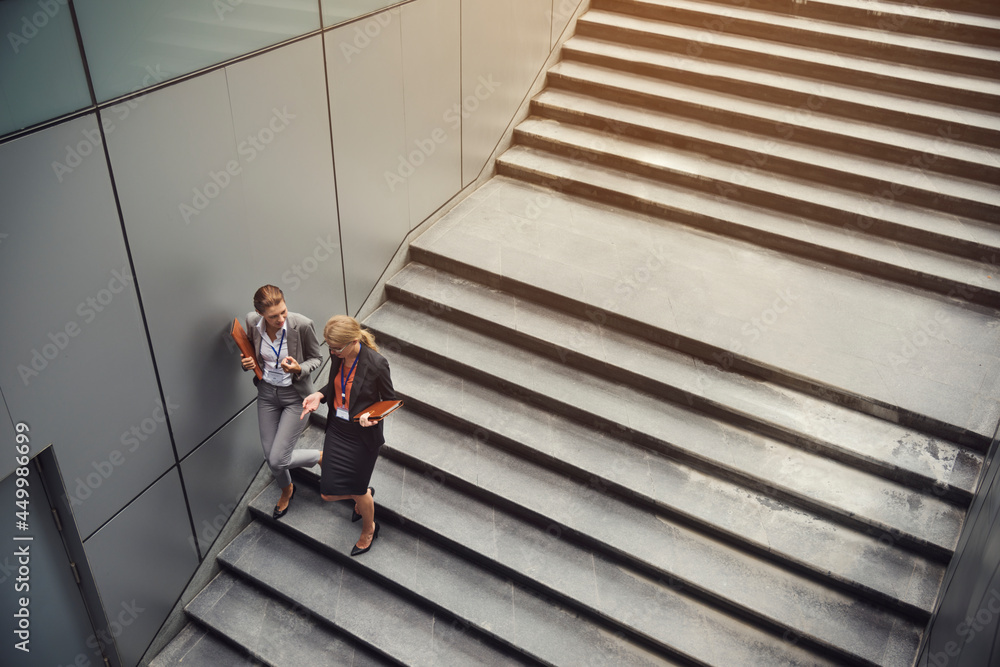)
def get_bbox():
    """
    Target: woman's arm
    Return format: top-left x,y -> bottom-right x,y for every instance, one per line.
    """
295,315 -> 324,377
